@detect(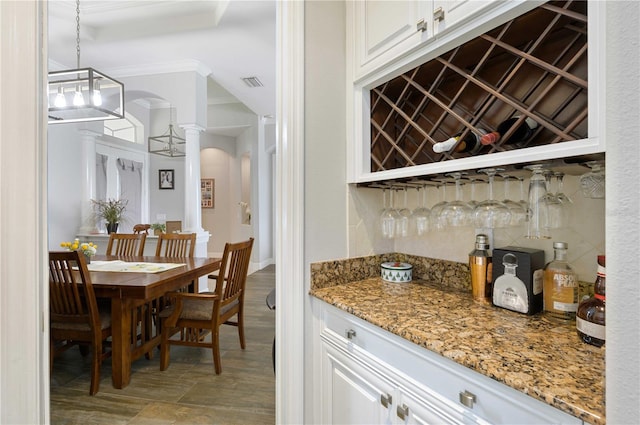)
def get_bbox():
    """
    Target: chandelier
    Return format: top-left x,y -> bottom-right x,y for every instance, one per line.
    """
47,0 -> 124,124
148,106 -> 186,158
